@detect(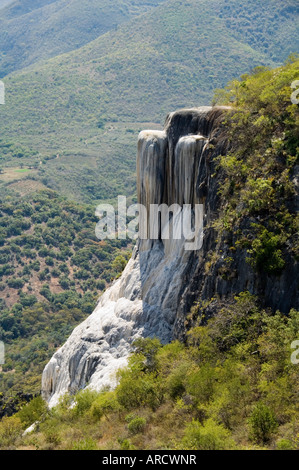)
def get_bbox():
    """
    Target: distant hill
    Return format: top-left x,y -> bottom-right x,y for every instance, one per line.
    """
0,0 -> 298,203
0,0 -> 166,77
